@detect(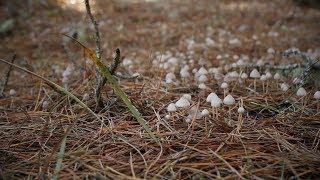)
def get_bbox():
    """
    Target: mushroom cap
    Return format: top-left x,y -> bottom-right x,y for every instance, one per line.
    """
296,87 -> 307,97
166,72 -> 176,80
267,47 -> 275,54
260,75 -> 267,81
198,83 -> 207,89
250,69 -> 261,78
167,103 -> 177,112
237,106 -> 246,114
229,71 -> 239,78
280,83 -> 289,92
198,74 -> 208,82
198,67 -> 208,75
201,109 -> 210,116
223,94 -> 236,105
314,91 -> 320,100
175,97 -> 191,108
265,72 -> 272,79
182,94 -> 192,101
164,114 -> 171,120
211,98 -> 222,108
9,89 -> 16,96
180,68 -> 190,78
274,73 -> 281,80
240,73 -> 248,79
221,82 -> 229,89
206,92 -> 219,102
236,59 -> 245,66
